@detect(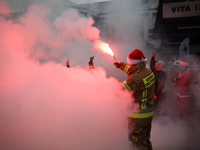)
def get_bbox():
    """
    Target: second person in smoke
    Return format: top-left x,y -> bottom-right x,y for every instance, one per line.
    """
114,49 -> 155,150
171,59 -> 193,120
150,51 -> 167,117
89,56 -> 94,69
